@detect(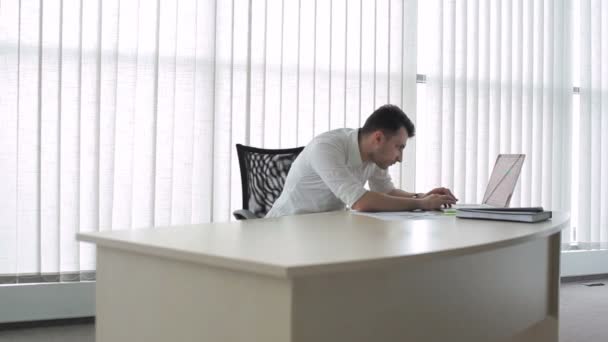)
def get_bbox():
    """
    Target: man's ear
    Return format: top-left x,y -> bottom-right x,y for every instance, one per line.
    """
373,130 -> 384,144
